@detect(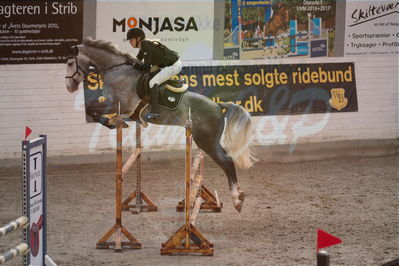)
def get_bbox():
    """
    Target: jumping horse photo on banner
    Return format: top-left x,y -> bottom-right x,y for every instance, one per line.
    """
64,37 -> 257,212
